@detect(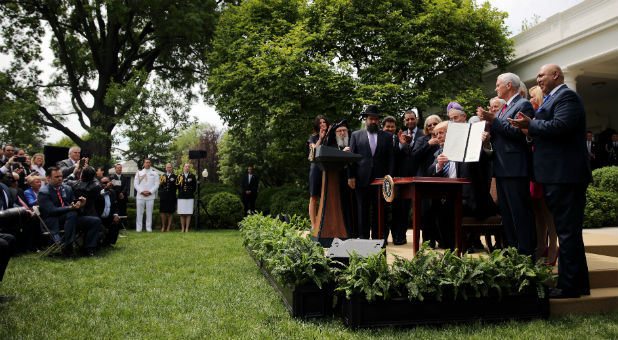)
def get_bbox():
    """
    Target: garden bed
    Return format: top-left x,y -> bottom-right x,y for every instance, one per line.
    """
246,247 -> 334,319
341,290 -> 549,329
